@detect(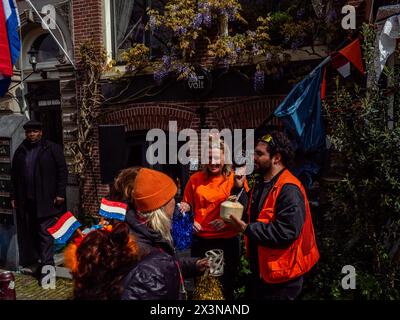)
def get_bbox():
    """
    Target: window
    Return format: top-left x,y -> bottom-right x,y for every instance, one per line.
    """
31,34 -> 61,63
110,0 -> 166,62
